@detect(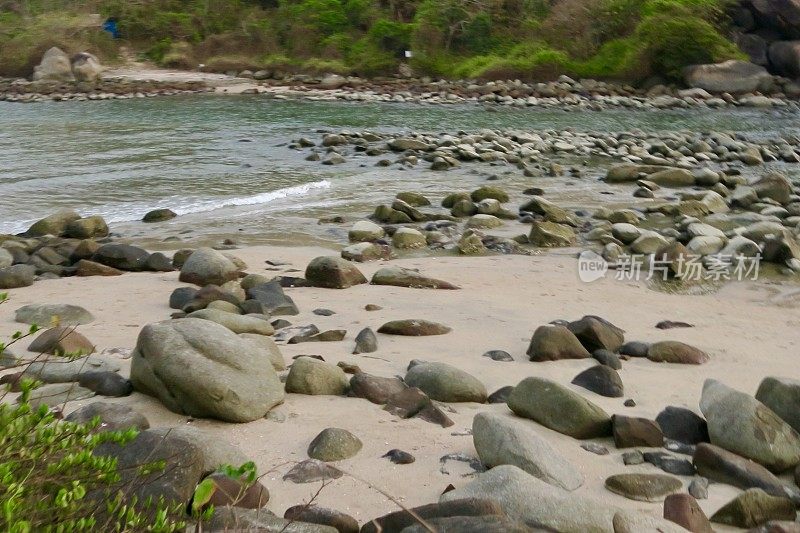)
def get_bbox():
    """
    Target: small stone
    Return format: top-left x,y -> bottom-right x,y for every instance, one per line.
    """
581,442 -> 610,455
644,451 -> 696,476
377,319 -> 451,336
648,341 -> 709,364
383,449 -> 415,464
307,428 -> 362,462
483,350 -> 514,362
353,327 -> 377,354
604,473 -> 682,502
285,357 -> 349,396
688,477 -> 709,499
613,415 -> 664,448
78,372 -> 133,397
572,365 -> 624,398
312,308 -> 336,316
663,493 -> 713,533
592,349 -> 622,369
623,451 -> 645,465
283,459 -> 342,484
623,399 -> 636,407
305,256 -> 367,289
